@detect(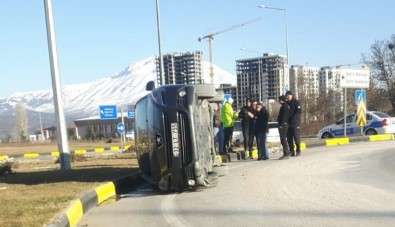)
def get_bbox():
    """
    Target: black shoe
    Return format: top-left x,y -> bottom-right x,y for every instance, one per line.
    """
290,152 -> 296,157
263,157 -> 269,160
257,157 -> 263,161
279,155 -> 289,160
296,152 -> 301,156
227,154 -> 232,162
